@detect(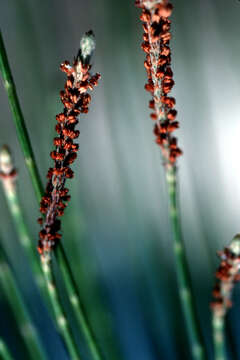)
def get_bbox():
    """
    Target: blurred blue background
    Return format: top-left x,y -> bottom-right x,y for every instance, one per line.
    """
1,0 -> 240,359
